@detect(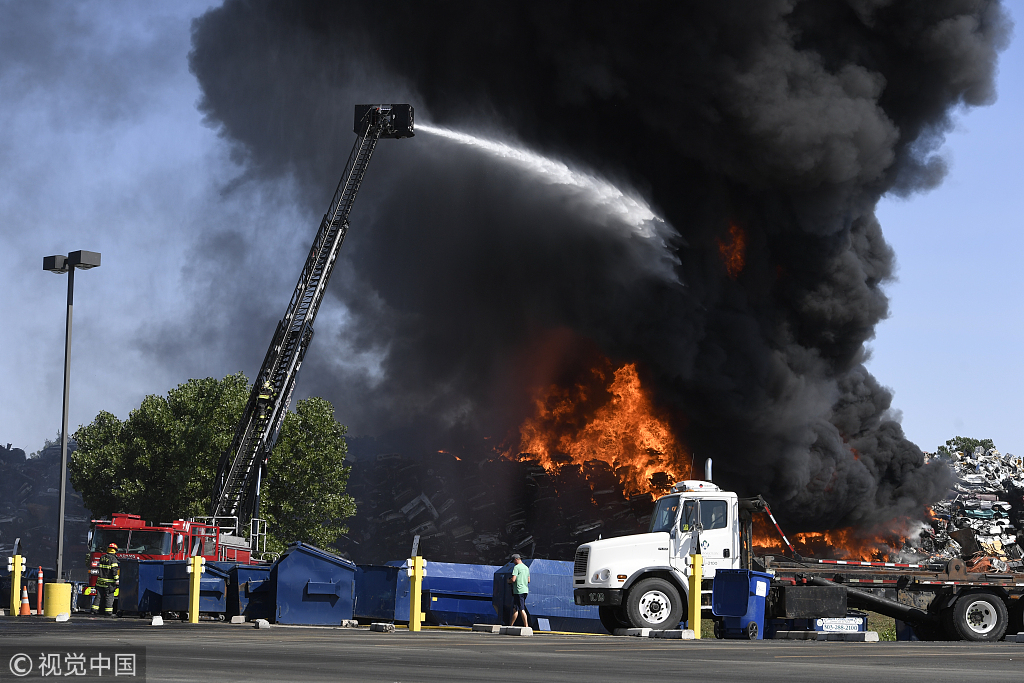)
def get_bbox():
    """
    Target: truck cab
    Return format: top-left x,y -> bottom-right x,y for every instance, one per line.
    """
573,480 -> 740,631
